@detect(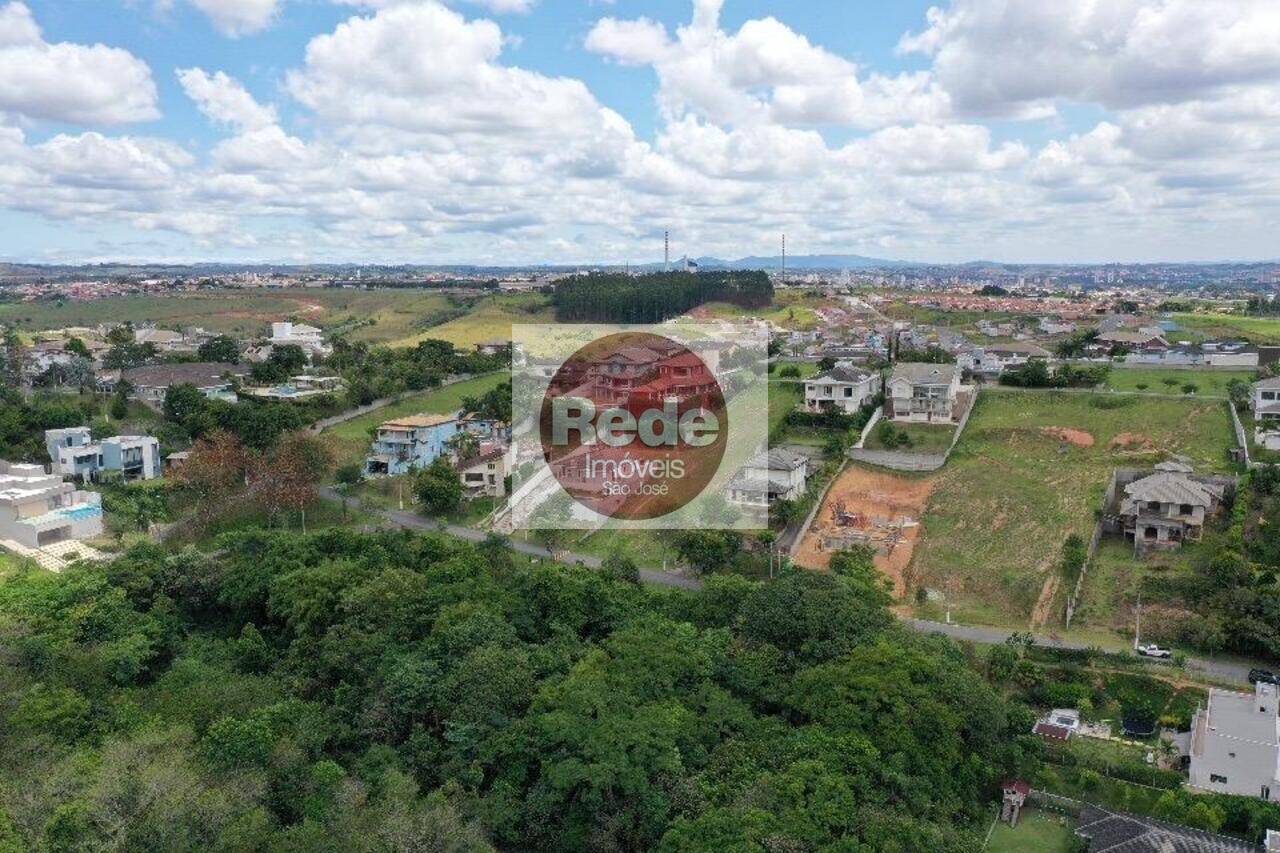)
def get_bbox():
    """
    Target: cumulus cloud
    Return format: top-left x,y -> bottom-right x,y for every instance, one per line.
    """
0,1 -> 158,125
900,0 -> 1280,117
177,68 -> 277,131
190,0 -> 282,37
6,0 -> 1280,262
587,0 -> 948,129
